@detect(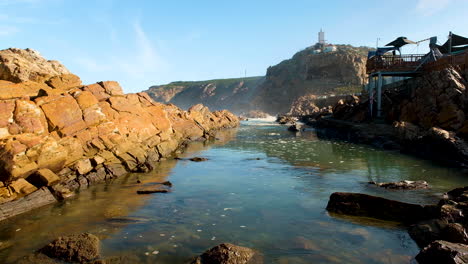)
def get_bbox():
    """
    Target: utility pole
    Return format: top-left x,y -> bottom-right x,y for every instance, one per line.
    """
448,31 -> 453,54
376,37 -> 381,48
